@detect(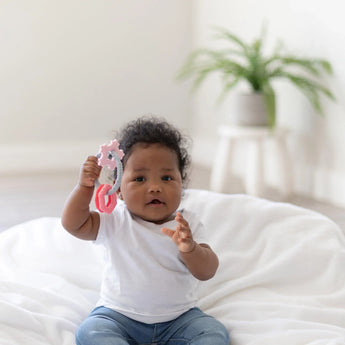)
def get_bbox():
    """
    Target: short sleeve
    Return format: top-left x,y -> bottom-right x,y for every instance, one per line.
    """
94,201 -> 127,246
